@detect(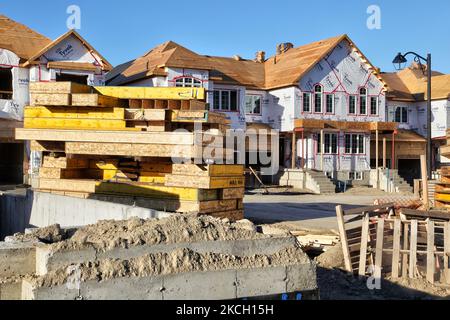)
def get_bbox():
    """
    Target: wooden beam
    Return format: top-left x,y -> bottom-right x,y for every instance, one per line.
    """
291,131 -> 296,169
24,118 -> 127,130
165,174 -> 245,189
335,205 -> 353,272
392,219 -> 401,278
25,106 -> 125,120
71,94 -> 126,107
426,220 -> 435,283
29,82 -> 91,94
93,86 -> 206,100
358,212 -> 370,276
30,93 -> 71,106
421,154 -> 429,209
409,220 -> 418,278
320,129 -> 324,171
383,137 -> 387,168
